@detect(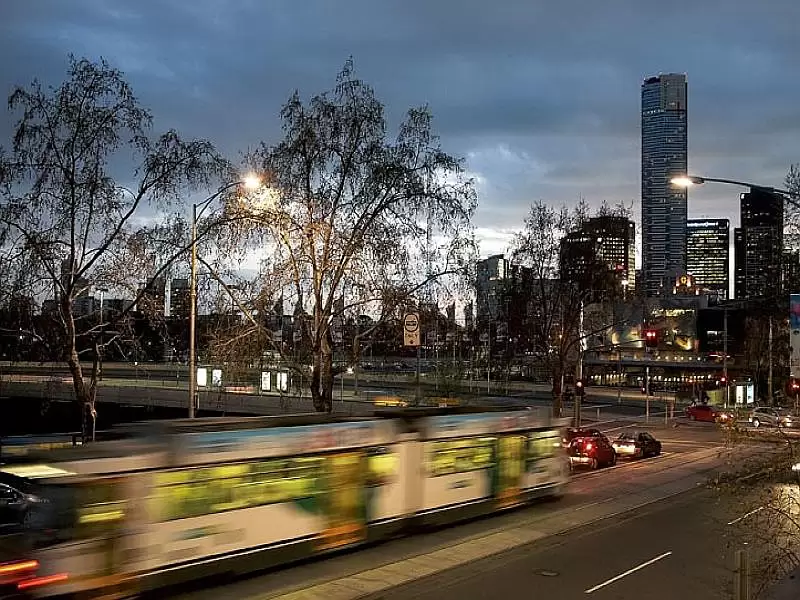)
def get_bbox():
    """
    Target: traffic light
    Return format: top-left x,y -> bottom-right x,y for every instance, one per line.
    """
576,379 -> 586,396
791,379 -> 800,395
644,329 -> 658,348
719,375 -> 727,385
